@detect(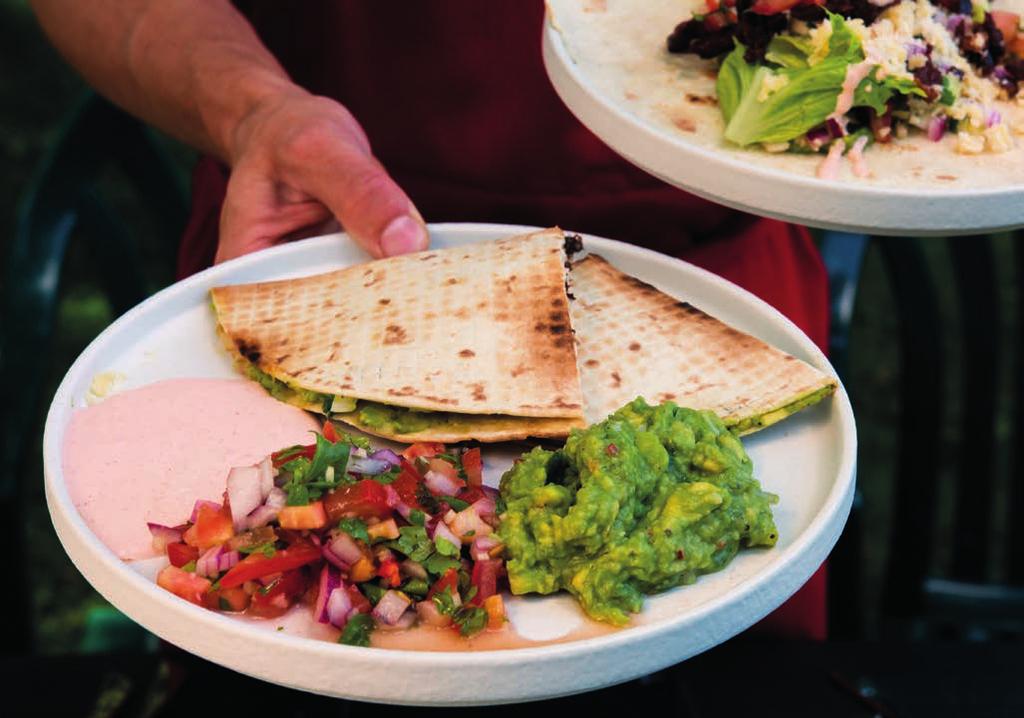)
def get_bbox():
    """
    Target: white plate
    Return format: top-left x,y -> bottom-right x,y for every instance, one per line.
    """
542,0 -> 1024,236
44,223 -> 856,705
